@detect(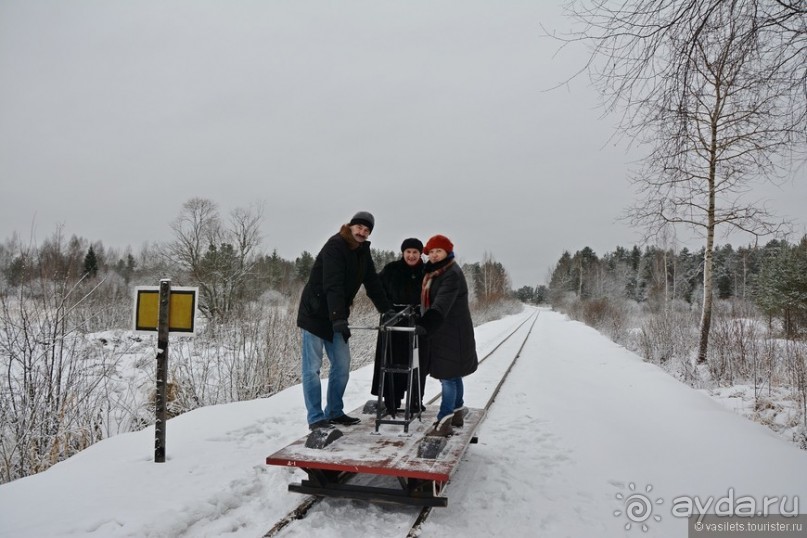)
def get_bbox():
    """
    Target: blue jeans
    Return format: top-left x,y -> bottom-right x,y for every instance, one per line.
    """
437,377 -> 464,421
301,329 -> 352,425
